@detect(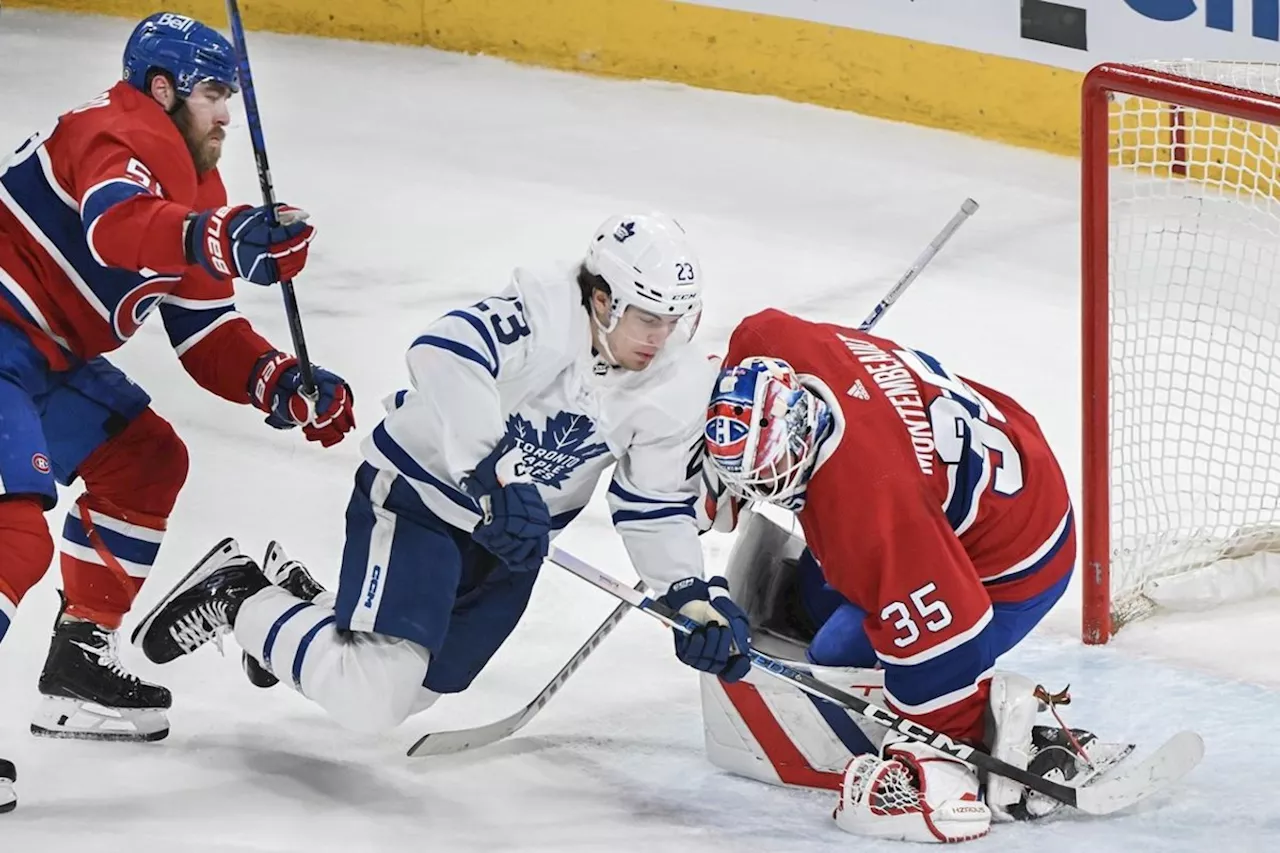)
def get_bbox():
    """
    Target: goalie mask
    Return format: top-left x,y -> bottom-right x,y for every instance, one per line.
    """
584,213 -> 703,367
704,357 -> 830,505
